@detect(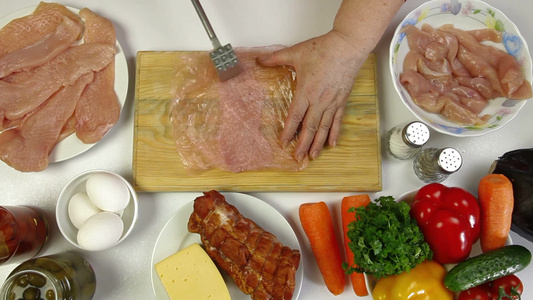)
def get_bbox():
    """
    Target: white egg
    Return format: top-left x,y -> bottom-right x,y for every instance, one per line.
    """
86,172 -> 130,213
68,192 -> 102,229
77,212 -> 124,251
